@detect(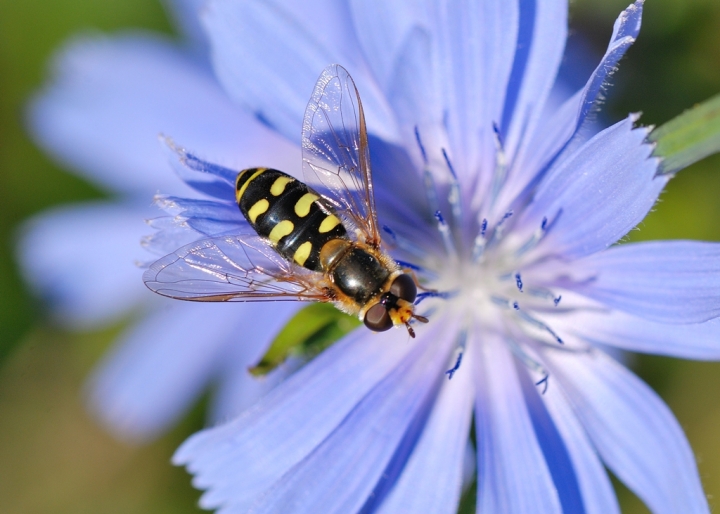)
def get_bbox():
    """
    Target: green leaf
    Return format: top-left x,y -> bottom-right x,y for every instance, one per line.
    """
249,303 -> 361,376
650,93 -> 720,175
